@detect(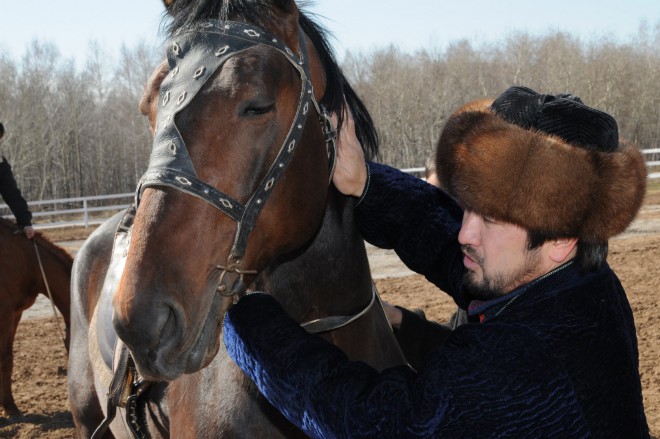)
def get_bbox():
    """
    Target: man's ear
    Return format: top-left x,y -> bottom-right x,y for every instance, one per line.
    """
548,237 -> 579,264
